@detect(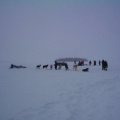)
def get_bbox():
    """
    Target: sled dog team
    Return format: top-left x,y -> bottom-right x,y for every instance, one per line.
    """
10,60 -> 107,72
36,64 -> 89,71
10,64 -> 89,71
36,64 -> 61,70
